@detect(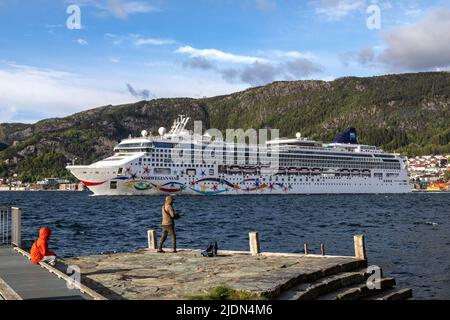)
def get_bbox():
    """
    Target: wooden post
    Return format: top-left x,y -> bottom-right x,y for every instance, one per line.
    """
304,243 -> 309,255
354,235 -> 367,260
320,243 -> 325,256
148,230 -> 157,250
11,207 -> 21,248
249,232 -> 261,256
